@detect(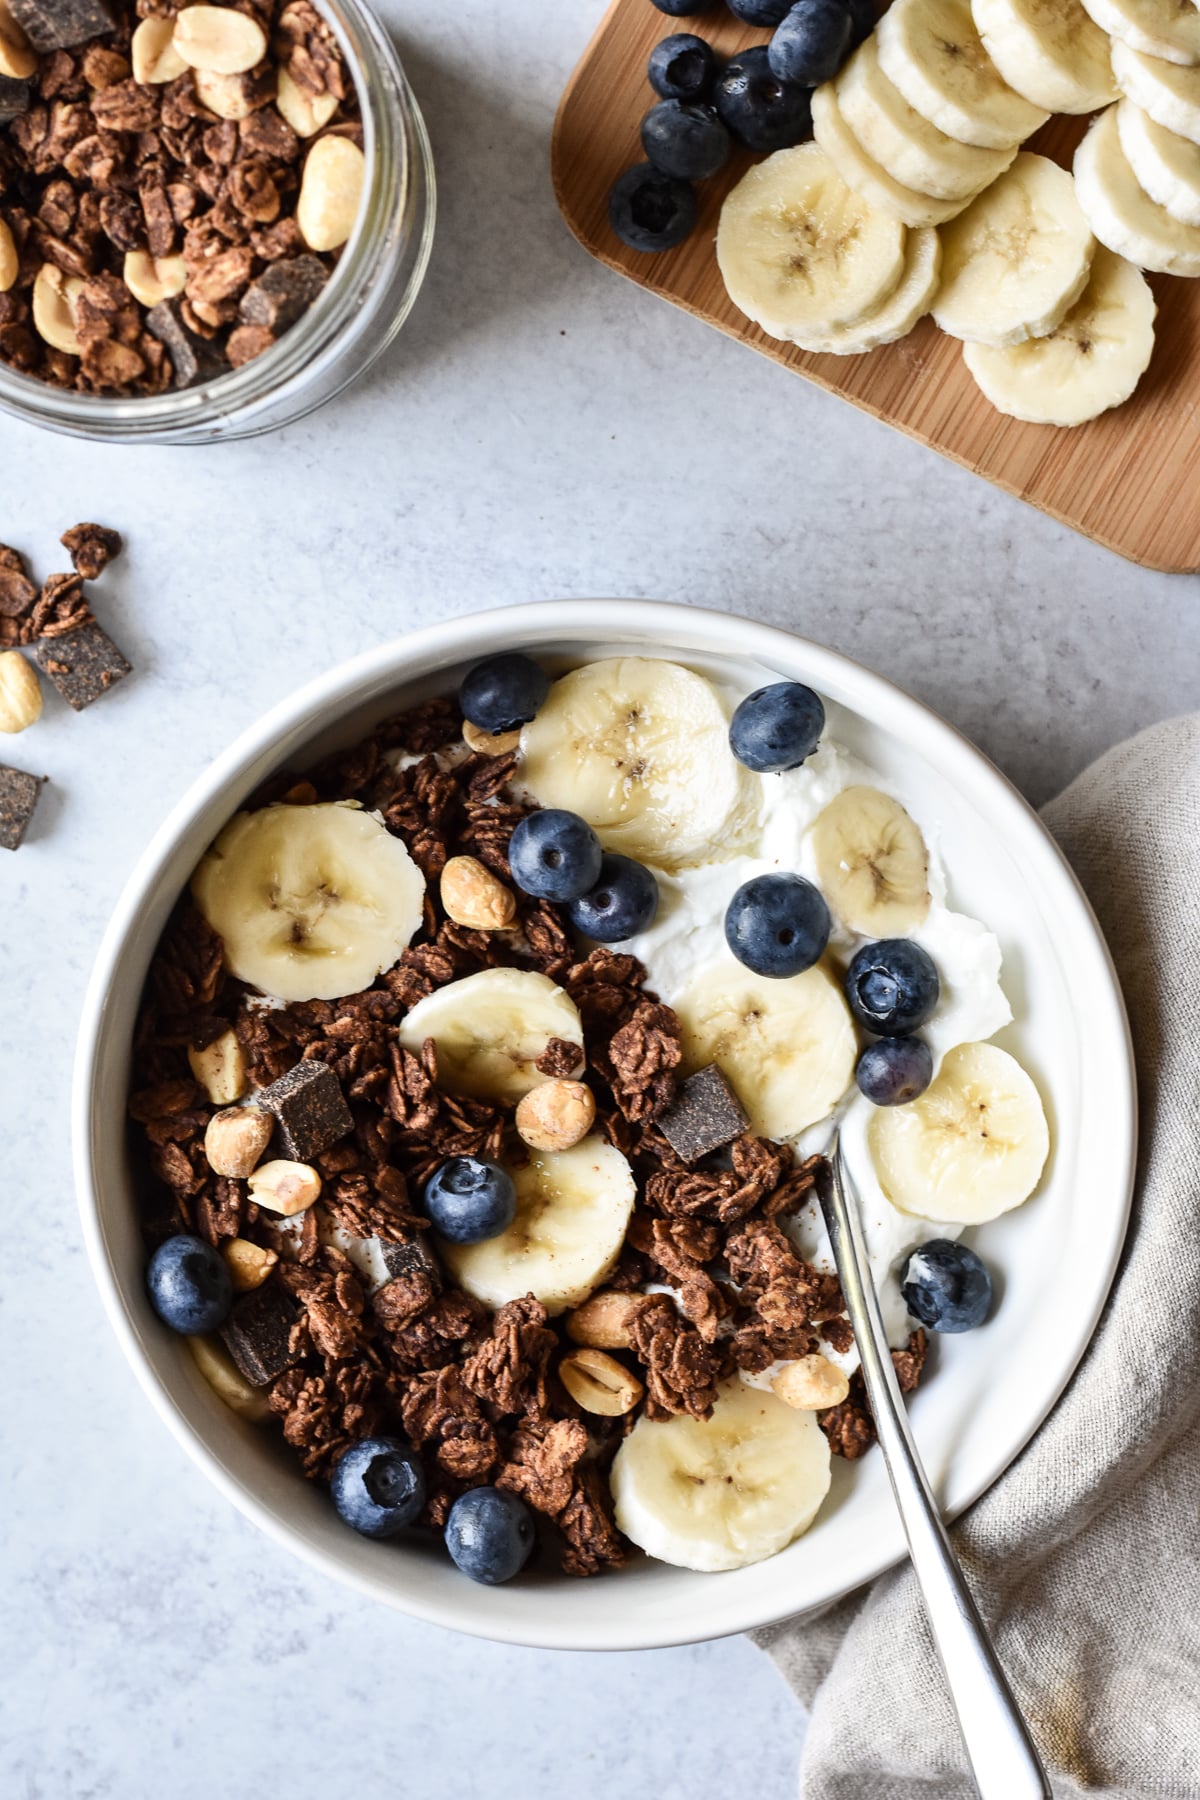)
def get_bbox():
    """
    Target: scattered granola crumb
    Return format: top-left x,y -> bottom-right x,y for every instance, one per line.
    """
60,522 -> 122,580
